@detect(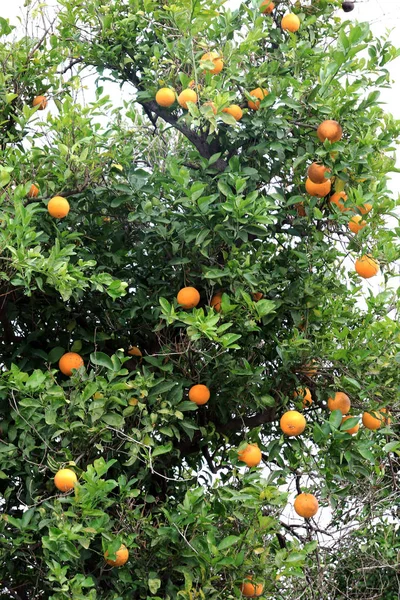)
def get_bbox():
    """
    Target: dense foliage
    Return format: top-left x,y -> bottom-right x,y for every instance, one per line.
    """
0,1 -> 399,598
